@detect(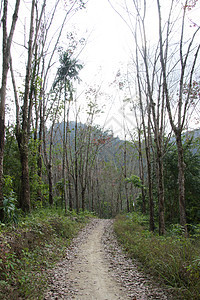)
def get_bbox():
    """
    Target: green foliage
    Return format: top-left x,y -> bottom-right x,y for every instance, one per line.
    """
2,195 -> 19,225
0,208 -> 92,299
3,127 -> 21,197
1,175 -> 20,224
125,174 -> 145,189
28,137 -> 48,208
114,213 -> 200,299
53,50 -> 83,89
164,137 -> 200,224
3,127 -> 49,211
